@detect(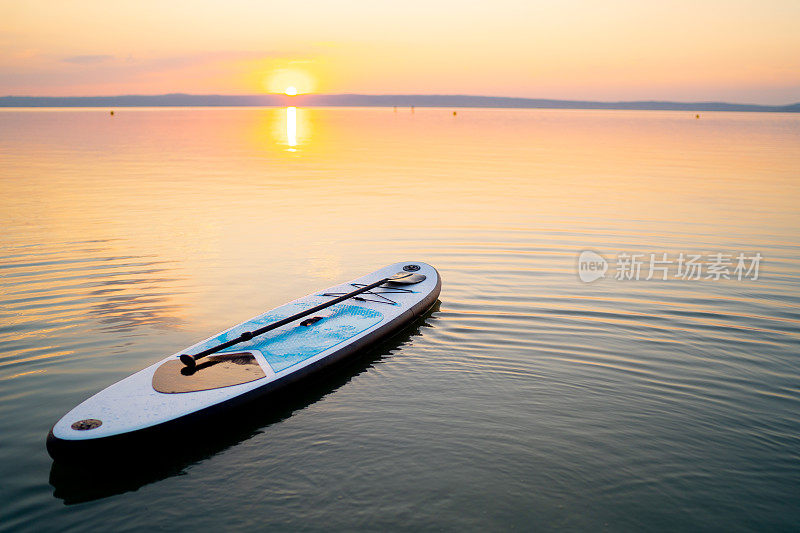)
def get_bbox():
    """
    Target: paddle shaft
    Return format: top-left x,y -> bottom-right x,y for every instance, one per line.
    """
179,276 -> 393,368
